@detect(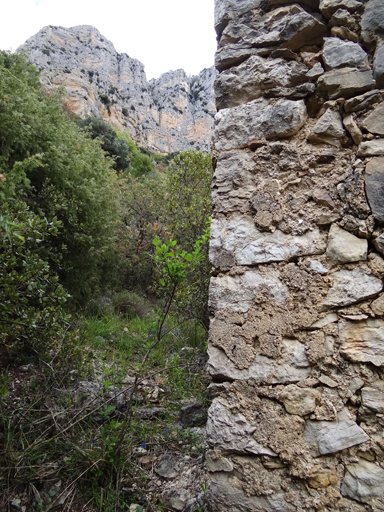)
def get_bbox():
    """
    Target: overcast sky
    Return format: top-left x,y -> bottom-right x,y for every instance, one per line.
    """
0,0 -> 217,79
